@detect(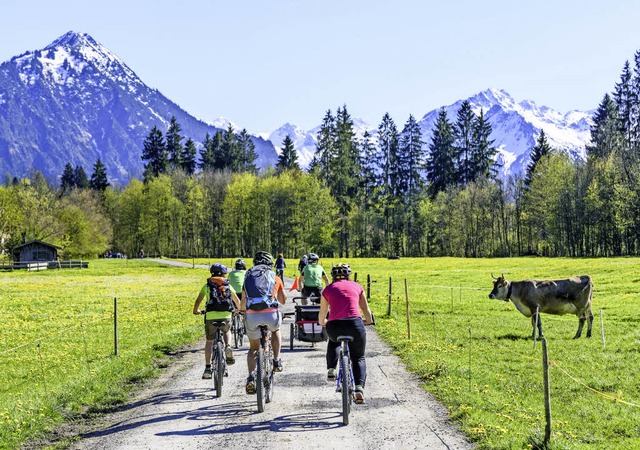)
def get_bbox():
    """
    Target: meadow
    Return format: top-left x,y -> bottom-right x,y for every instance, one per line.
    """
0,259 -> 207,449
2,257 -> 640,449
